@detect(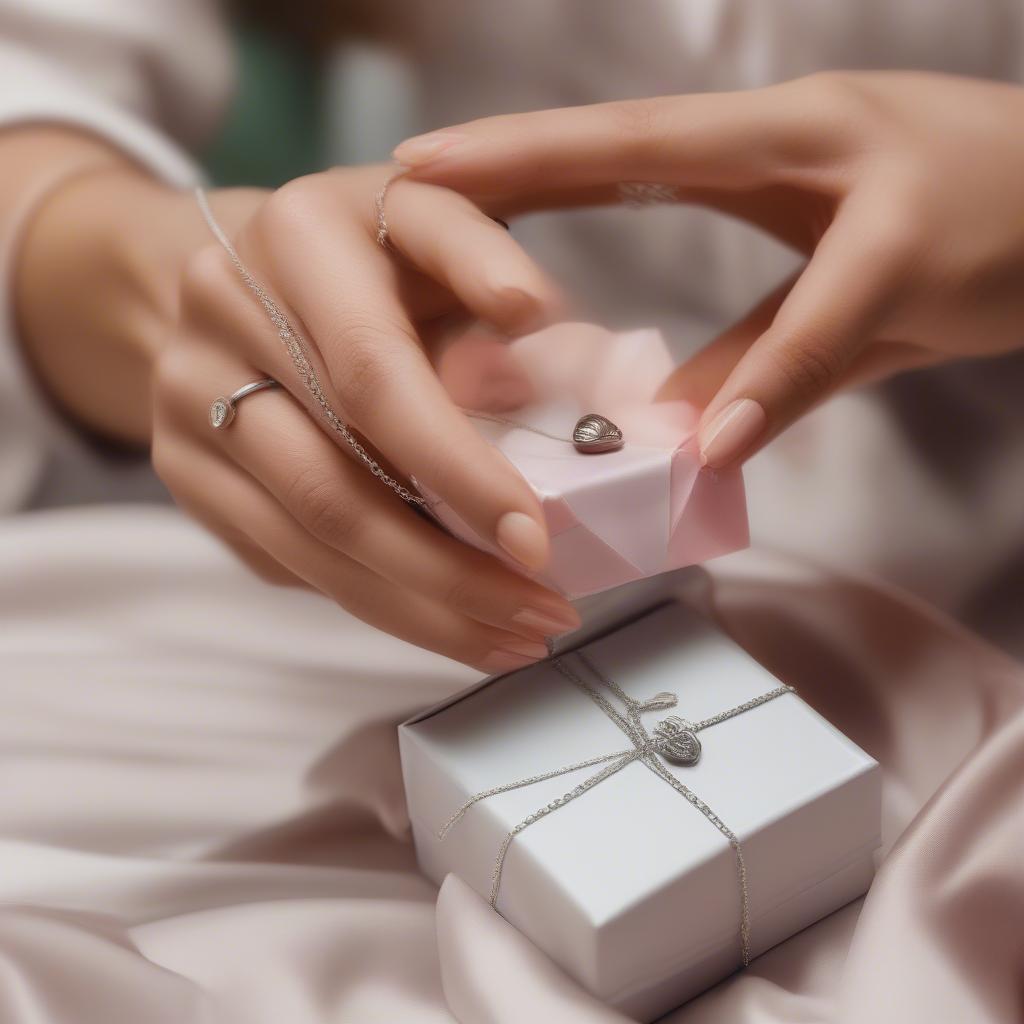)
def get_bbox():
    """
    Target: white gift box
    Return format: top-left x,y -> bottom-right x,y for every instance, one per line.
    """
399,577 -> 881,1020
